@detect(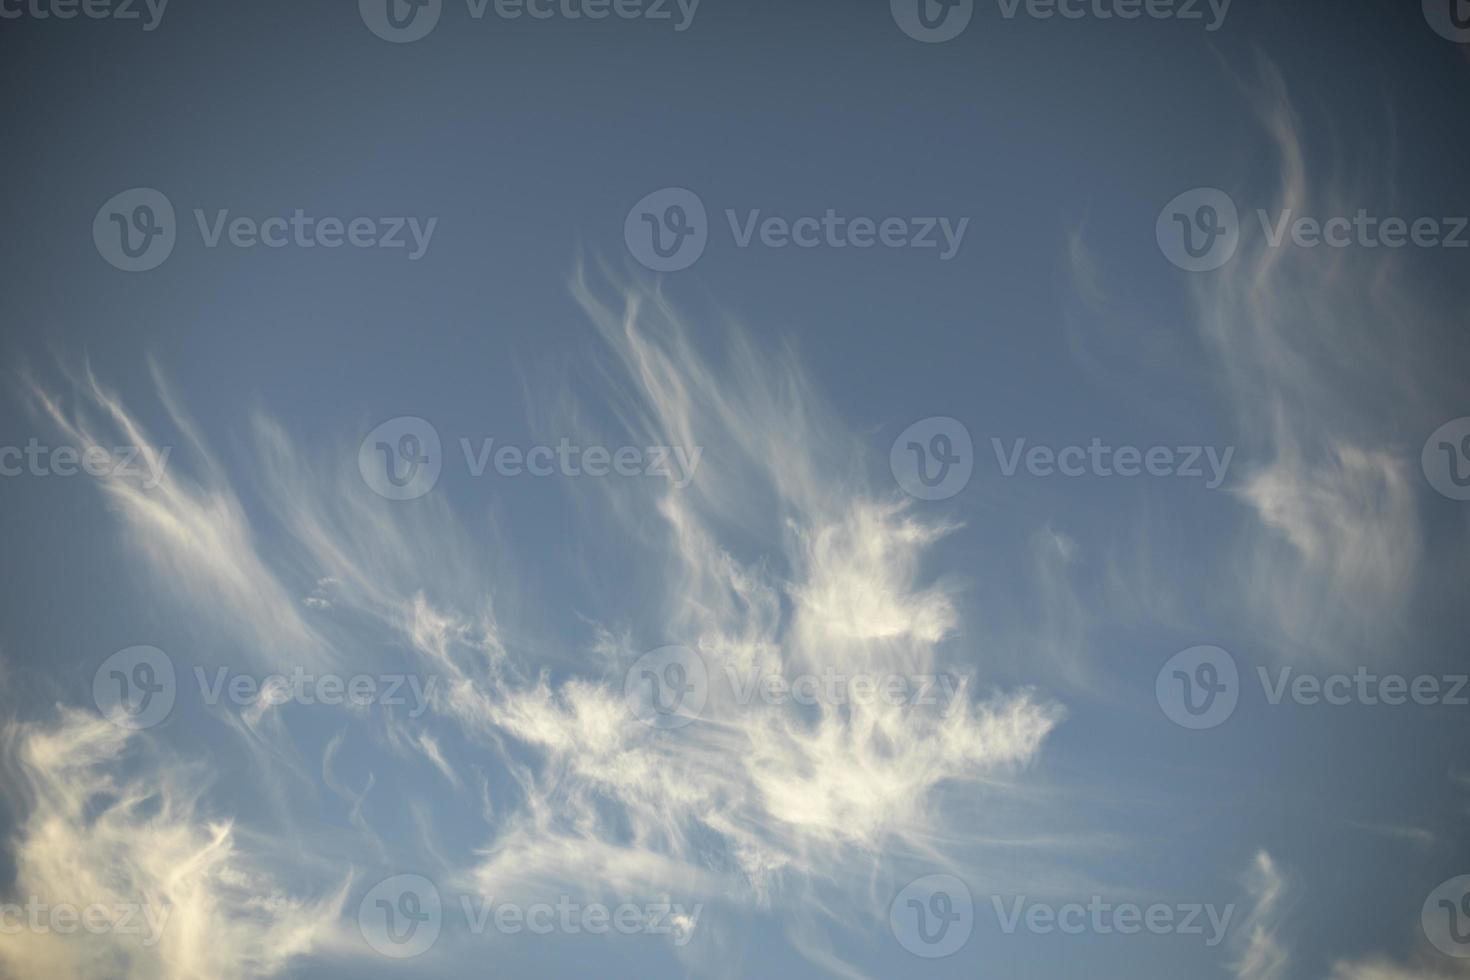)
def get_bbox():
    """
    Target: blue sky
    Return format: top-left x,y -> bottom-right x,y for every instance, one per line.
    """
1,1 -> 1469,978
